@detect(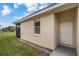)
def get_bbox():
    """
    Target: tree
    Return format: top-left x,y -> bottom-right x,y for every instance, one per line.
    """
0,25 -> 1,27
2,26 -> 15,32
0,25 -> 1,28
